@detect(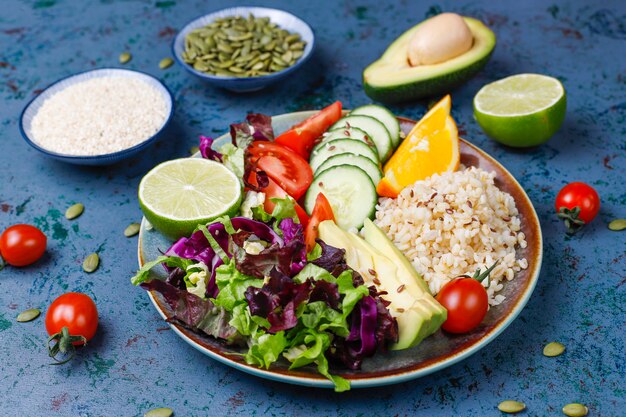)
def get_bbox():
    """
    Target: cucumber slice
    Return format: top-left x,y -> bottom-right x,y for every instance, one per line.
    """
309,139 -> 379,172
351,104 -> 401,147
314,153 -> 382,186
304,165 -> 377,230
313,126 -> 377,153
330,115 -> 392,161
